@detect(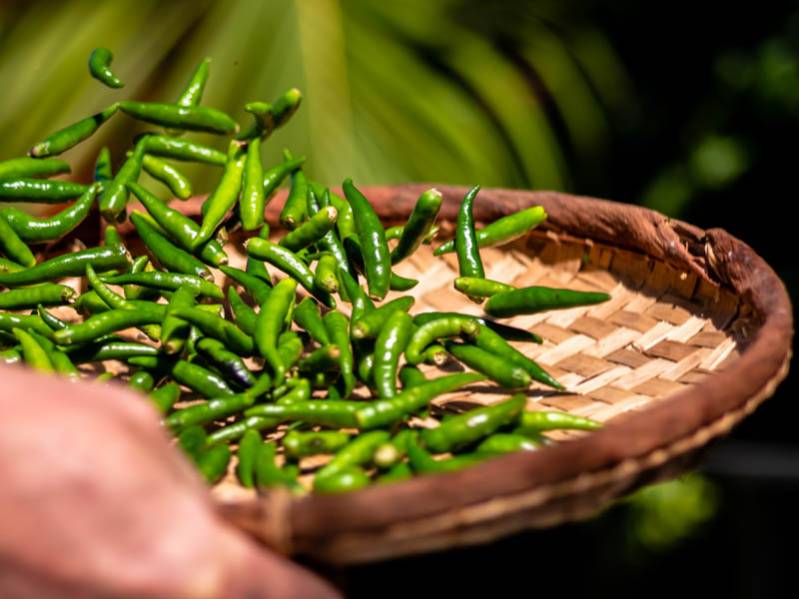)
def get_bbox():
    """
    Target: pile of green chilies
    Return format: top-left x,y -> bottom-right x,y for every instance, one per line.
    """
0,49 -> 611,493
